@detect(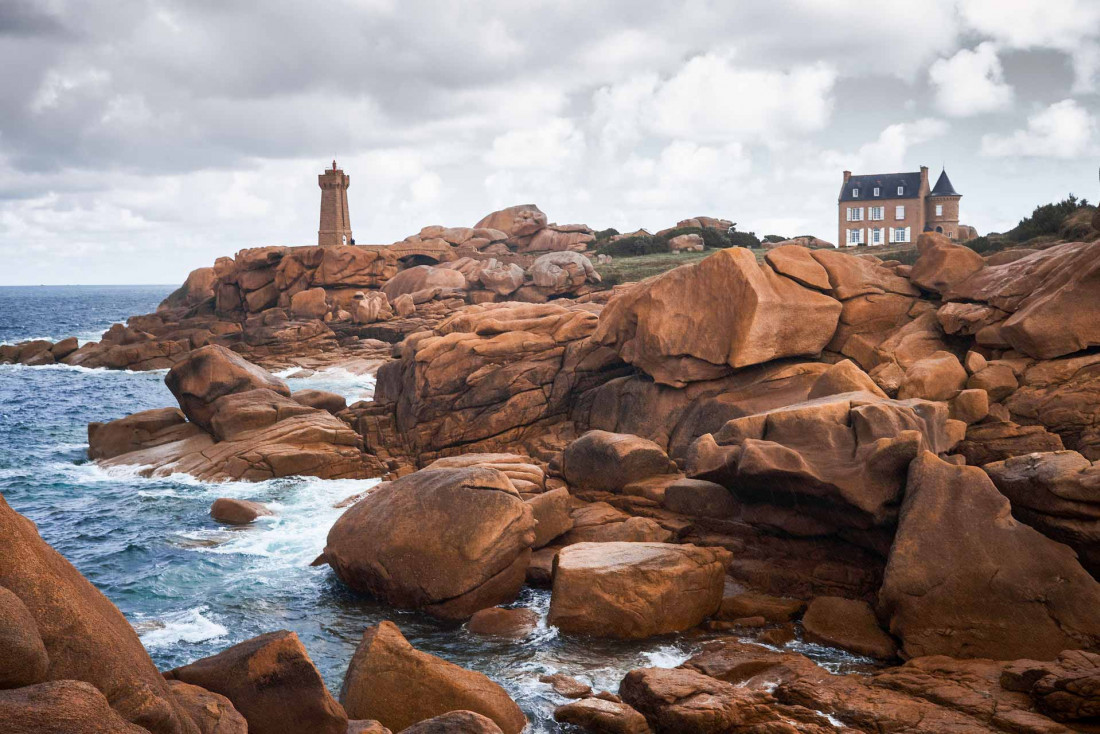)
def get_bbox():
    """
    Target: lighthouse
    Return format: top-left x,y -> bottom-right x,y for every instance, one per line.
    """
317,160 -> 352,247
